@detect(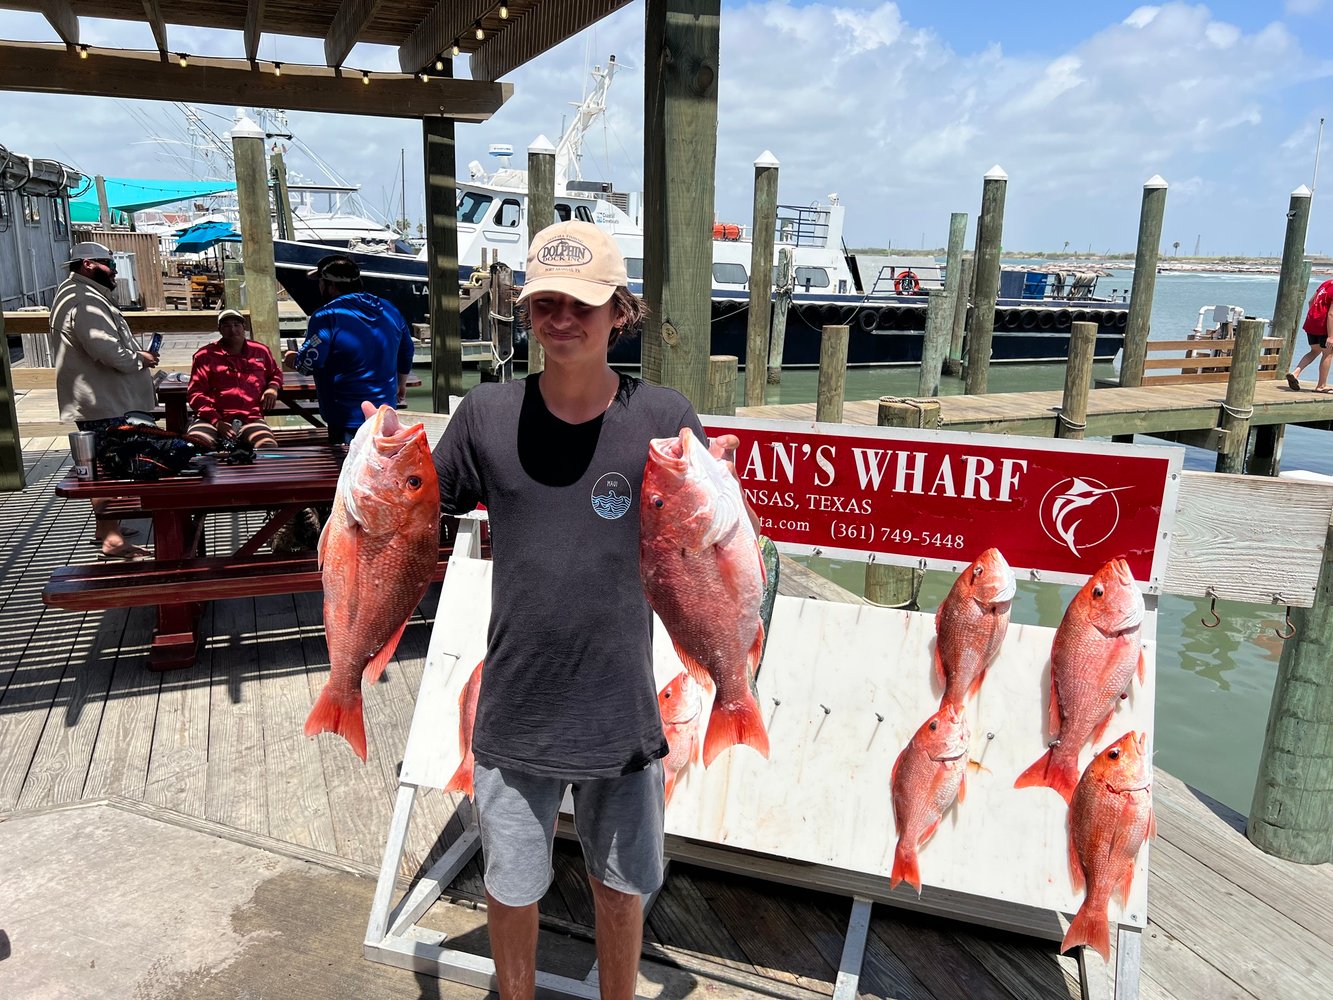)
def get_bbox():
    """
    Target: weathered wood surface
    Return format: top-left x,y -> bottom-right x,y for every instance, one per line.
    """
3,438 -> 1331,999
